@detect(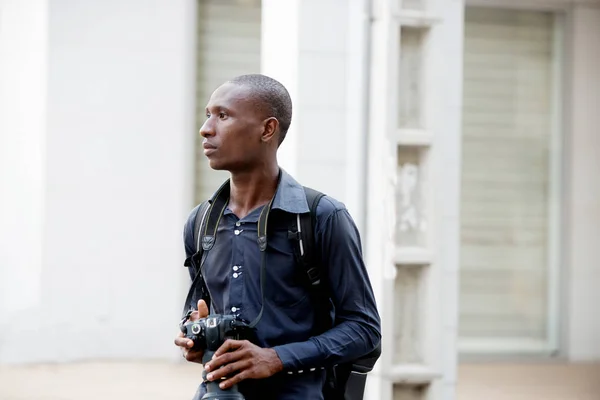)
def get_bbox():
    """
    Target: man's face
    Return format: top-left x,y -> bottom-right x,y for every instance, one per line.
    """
199,83 -> 266,171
